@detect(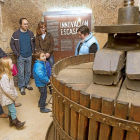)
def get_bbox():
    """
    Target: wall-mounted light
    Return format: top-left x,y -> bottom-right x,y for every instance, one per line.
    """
43,10 -> 92,17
